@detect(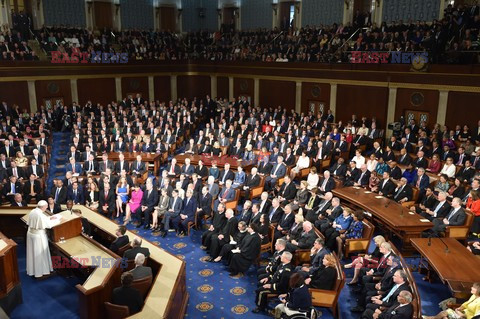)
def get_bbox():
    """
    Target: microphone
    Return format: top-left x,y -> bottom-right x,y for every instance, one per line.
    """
427,234 -> 432,246
384,200 -> 390,208
439,237 -> 450,253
